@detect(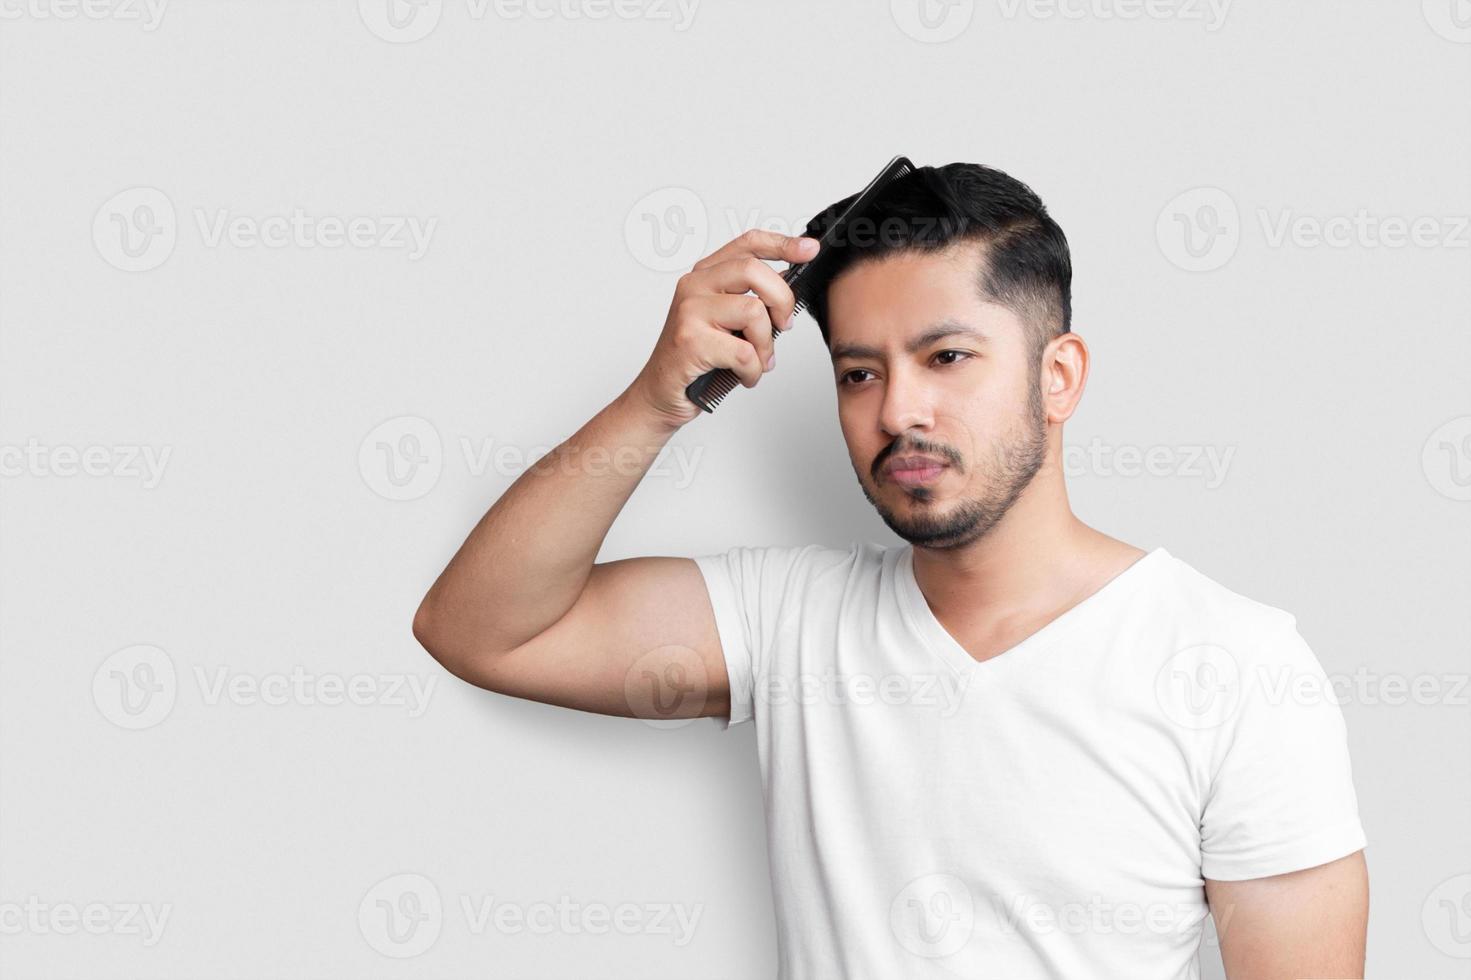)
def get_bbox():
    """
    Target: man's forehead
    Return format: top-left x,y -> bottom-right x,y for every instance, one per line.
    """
824,250 -> 1020,361
824,241 -> 998,341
